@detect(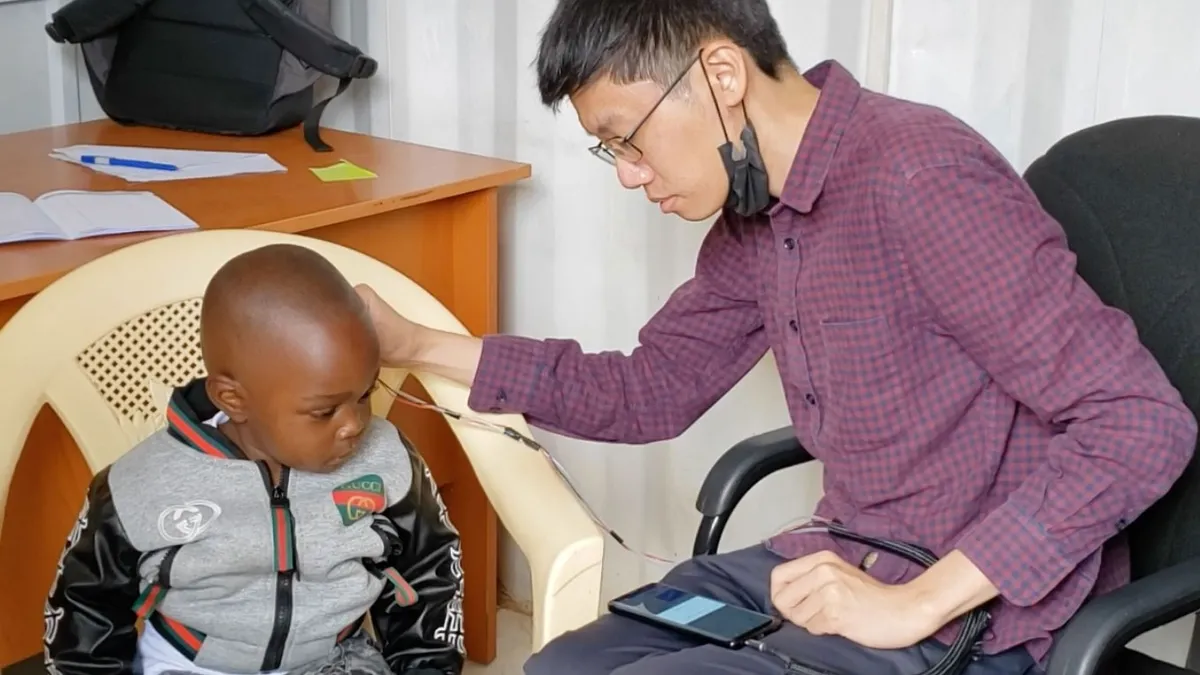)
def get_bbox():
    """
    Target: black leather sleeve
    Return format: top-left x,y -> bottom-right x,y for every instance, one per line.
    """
371,438 -> 466,675
43,466 -> 143,675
